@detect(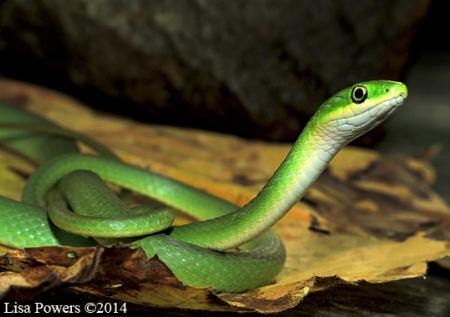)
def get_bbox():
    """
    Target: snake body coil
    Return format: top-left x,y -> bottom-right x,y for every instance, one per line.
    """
0,81 -> 407,292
